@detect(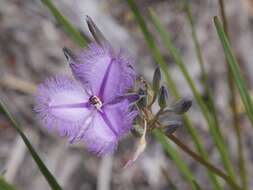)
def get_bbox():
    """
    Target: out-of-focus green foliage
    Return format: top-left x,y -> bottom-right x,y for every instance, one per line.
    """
41,0 -> 88,47
0,177 -> 16,190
